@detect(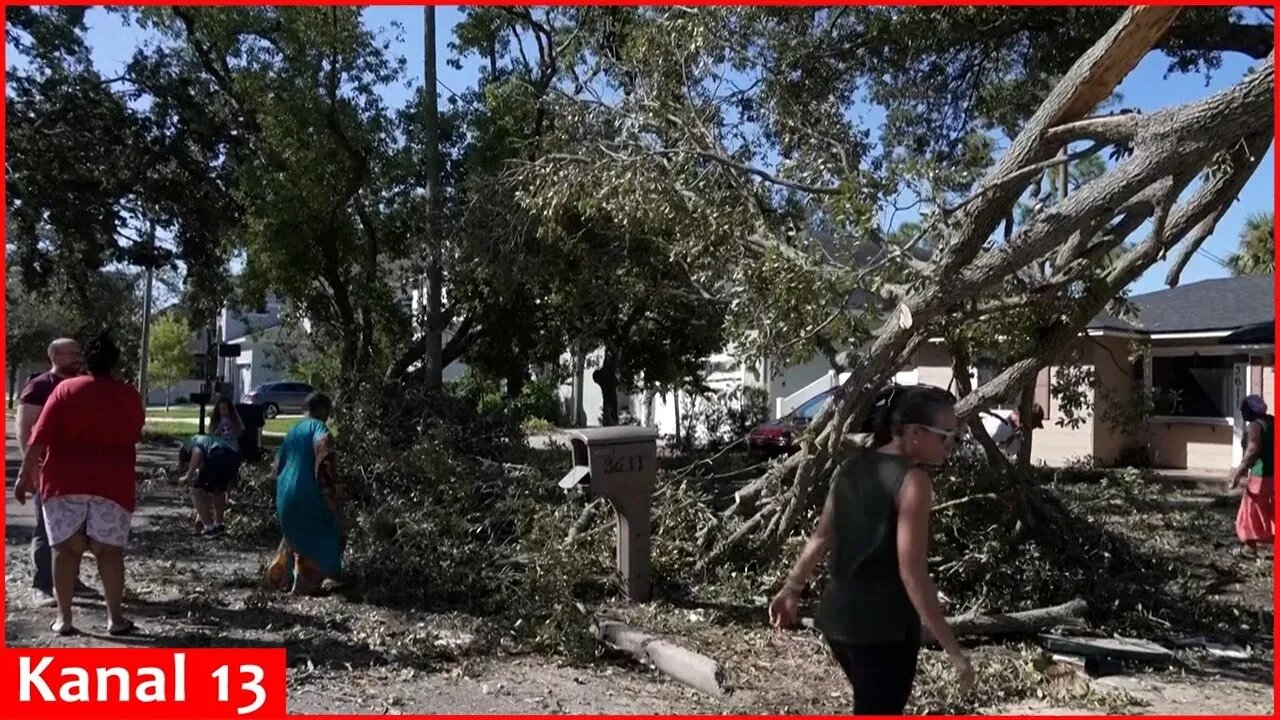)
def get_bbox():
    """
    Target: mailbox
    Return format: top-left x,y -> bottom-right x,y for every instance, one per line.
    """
558,427 -> 658,602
